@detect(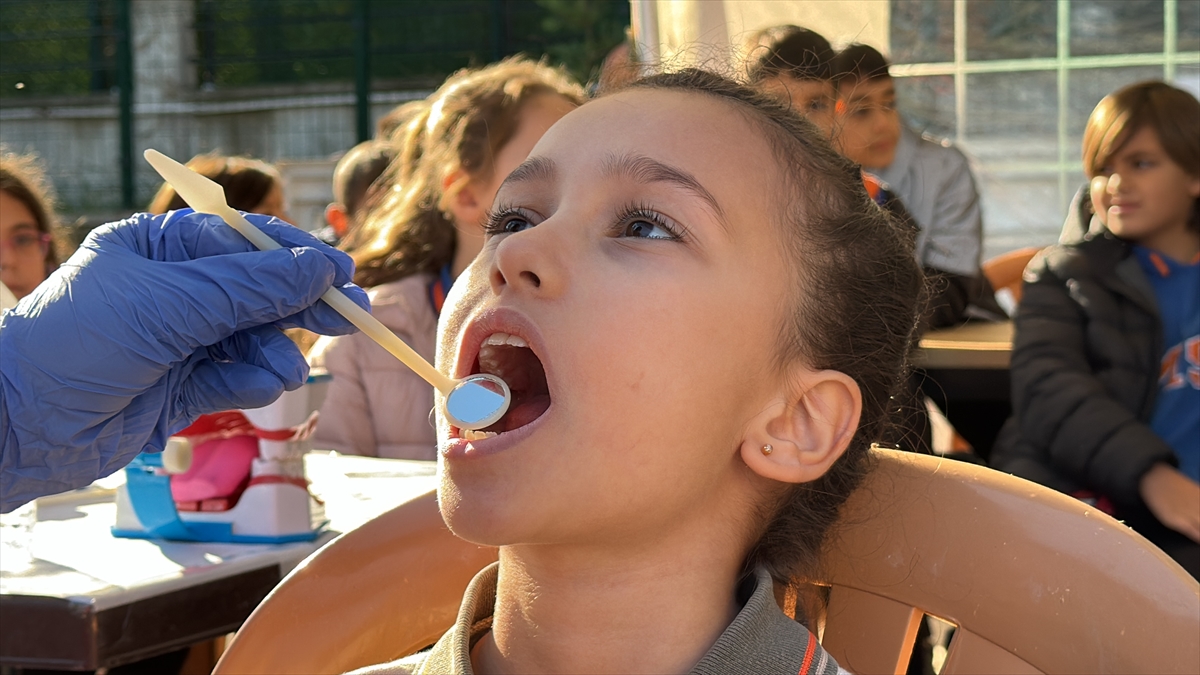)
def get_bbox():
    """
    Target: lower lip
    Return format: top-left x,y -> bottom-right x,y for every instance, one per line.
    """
441,404 -> 552,460
1110,204 -> 1139,215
